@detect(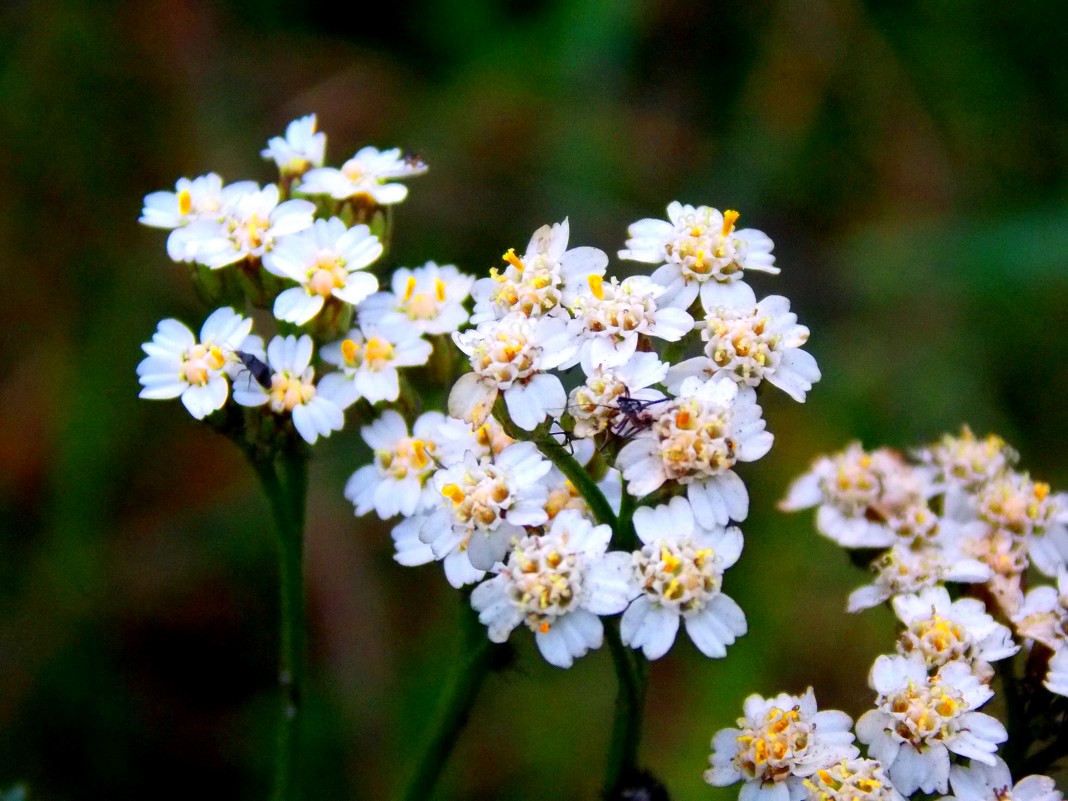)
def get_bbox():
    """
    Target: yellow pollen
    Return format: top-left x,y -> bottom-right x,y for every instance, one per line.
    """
341,338 -> 360,365
721,209 -> 740,237
441,484 -> 465,504
177,188 -> 193,216
664,578 -> 684,600
675,409 -> 692,428
690,226 -> 703,237
694,250 -> 706,270
1035,482 -> 1050,501
364,337 -> 393,363
206,345 -> 226,370
402,276 -> 417,302
660,546 -> 681,573
435,277 -> 447,302
547,551 -> 562,568
502,248 -> 525,272
539,621 -> 550,634
489,267 -> 506,283
587,274 -> 605,300
411,440 -> 429,468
